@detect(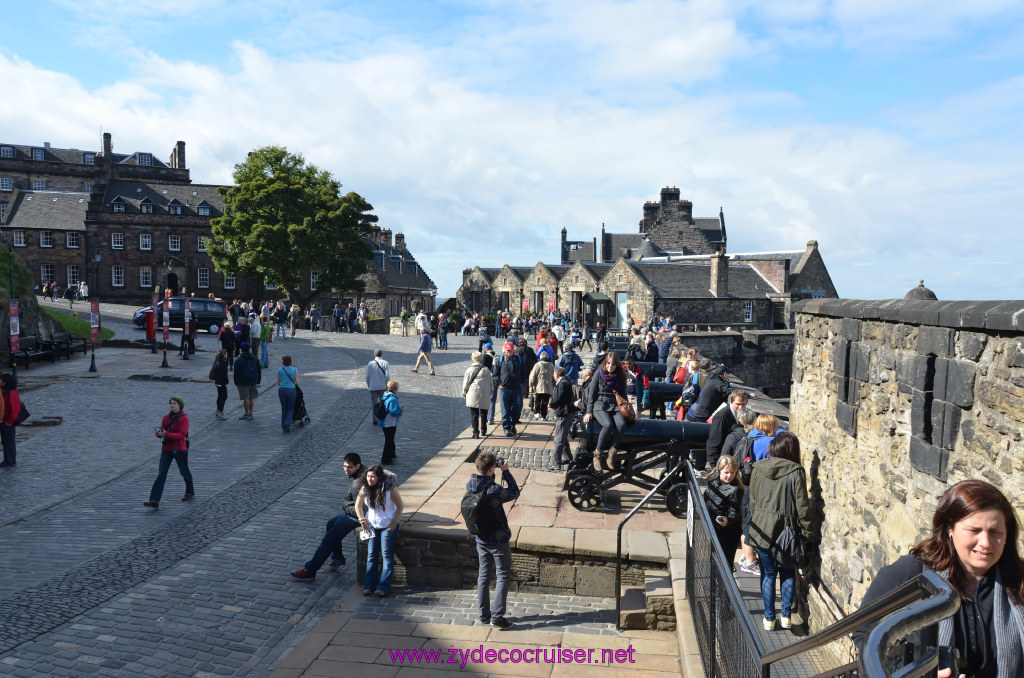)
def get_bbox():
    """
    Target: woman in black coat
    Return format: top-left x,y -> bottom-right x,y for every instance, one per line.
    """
704,456 -> 744,569
583,351 -> 629,472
